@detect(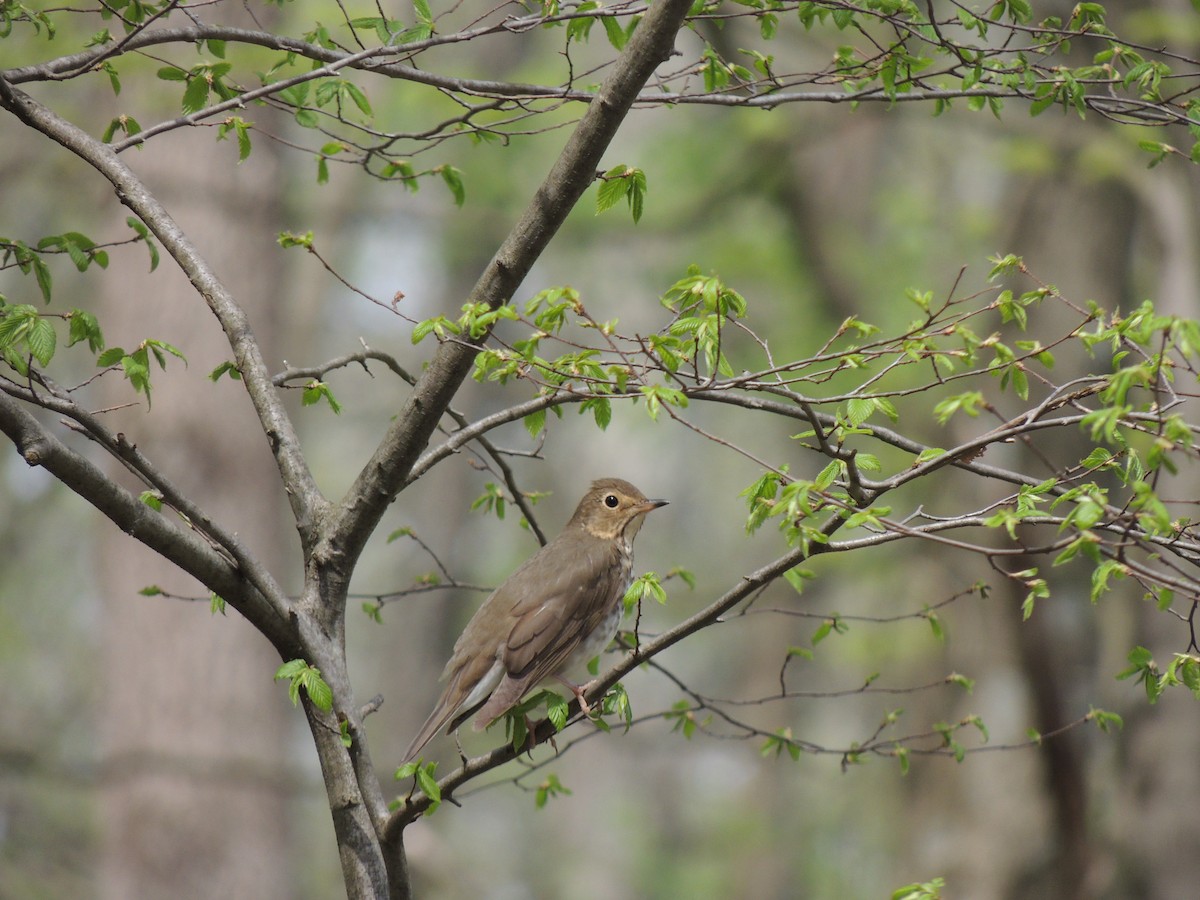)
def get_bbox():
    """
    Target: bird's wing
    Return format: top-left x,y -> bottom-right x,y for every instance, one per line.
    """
470,537 -> 623,726
403,534 -> 622,758
504,538 -> 621,676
